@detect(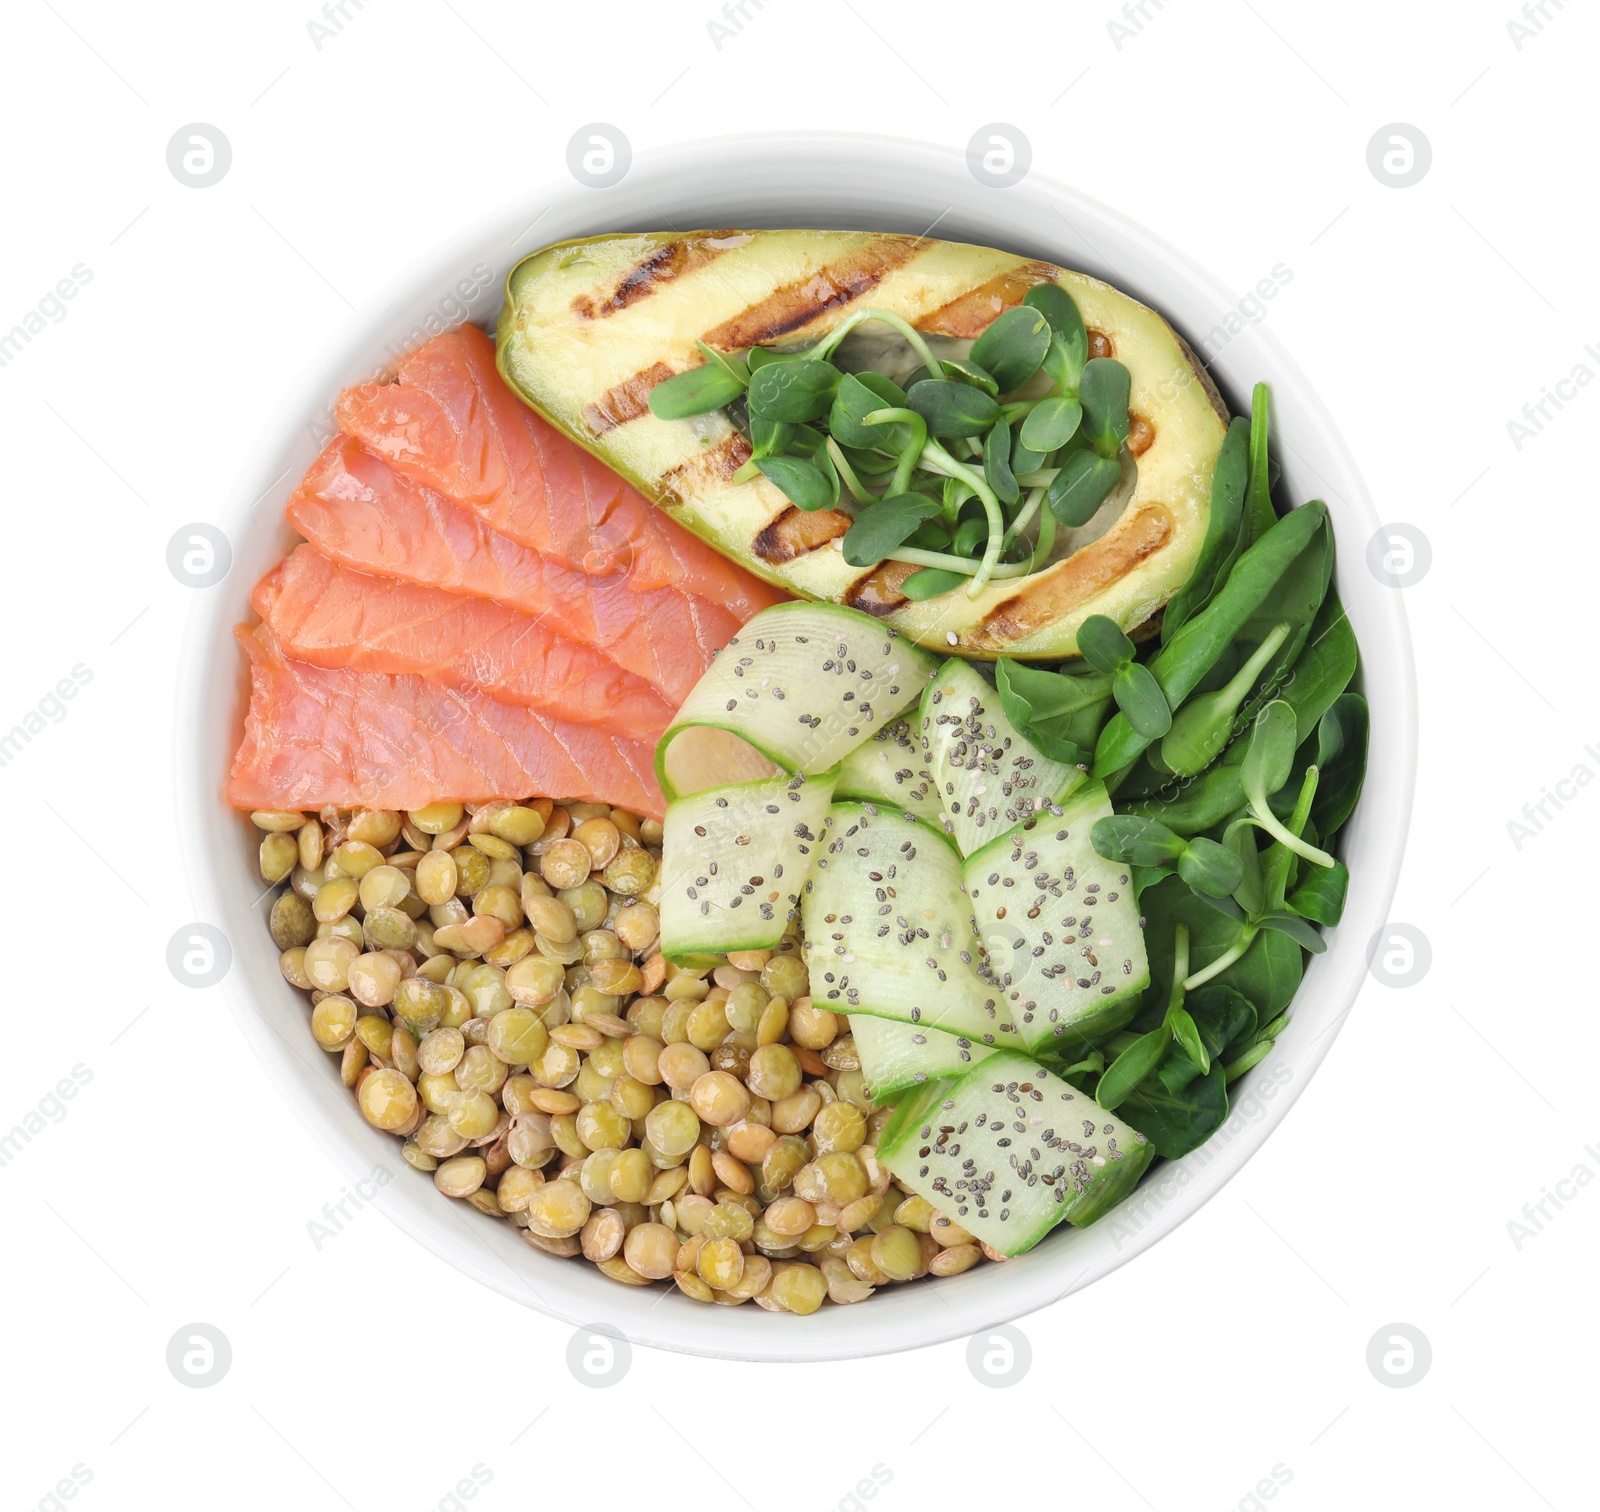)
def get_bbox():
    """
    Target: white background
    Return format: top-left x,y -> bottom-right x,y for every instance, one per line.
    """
1,2 -> 1593,1509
